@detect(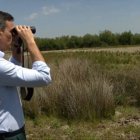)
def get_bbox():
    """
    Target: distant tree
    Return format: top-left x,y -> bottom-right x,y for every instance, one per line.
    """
99,30 -> 118,46
131,33 -> 140,45
118,31 -> 133,45
67,36 -> 81,49
83,34 -> 100,47
35,30 -> 140,51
